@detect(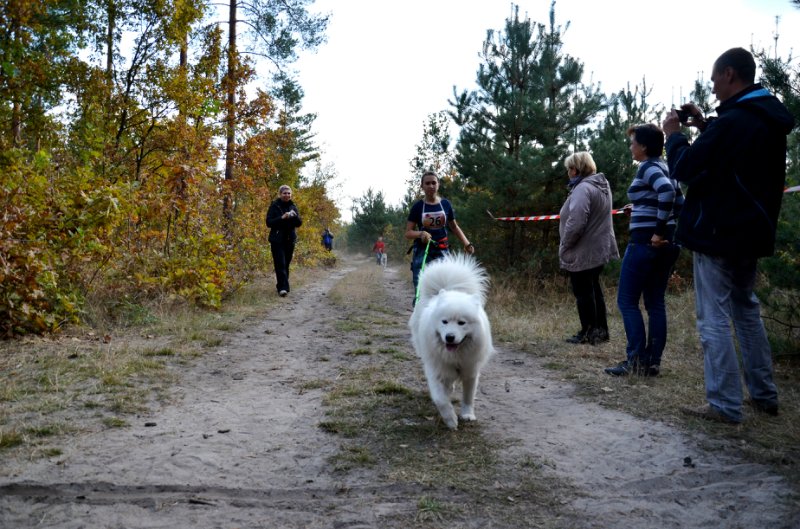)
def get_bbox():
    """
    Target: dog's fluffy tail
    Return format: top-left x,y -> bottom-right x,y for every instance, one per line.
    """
418,253 -> 489,303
